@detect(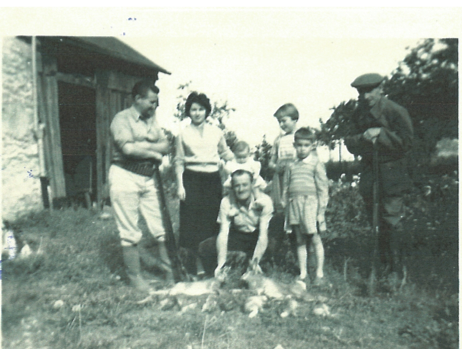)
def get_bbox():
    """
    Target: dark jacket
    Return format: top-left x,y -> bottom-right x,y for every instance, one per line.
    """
344,96 -> 413,197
